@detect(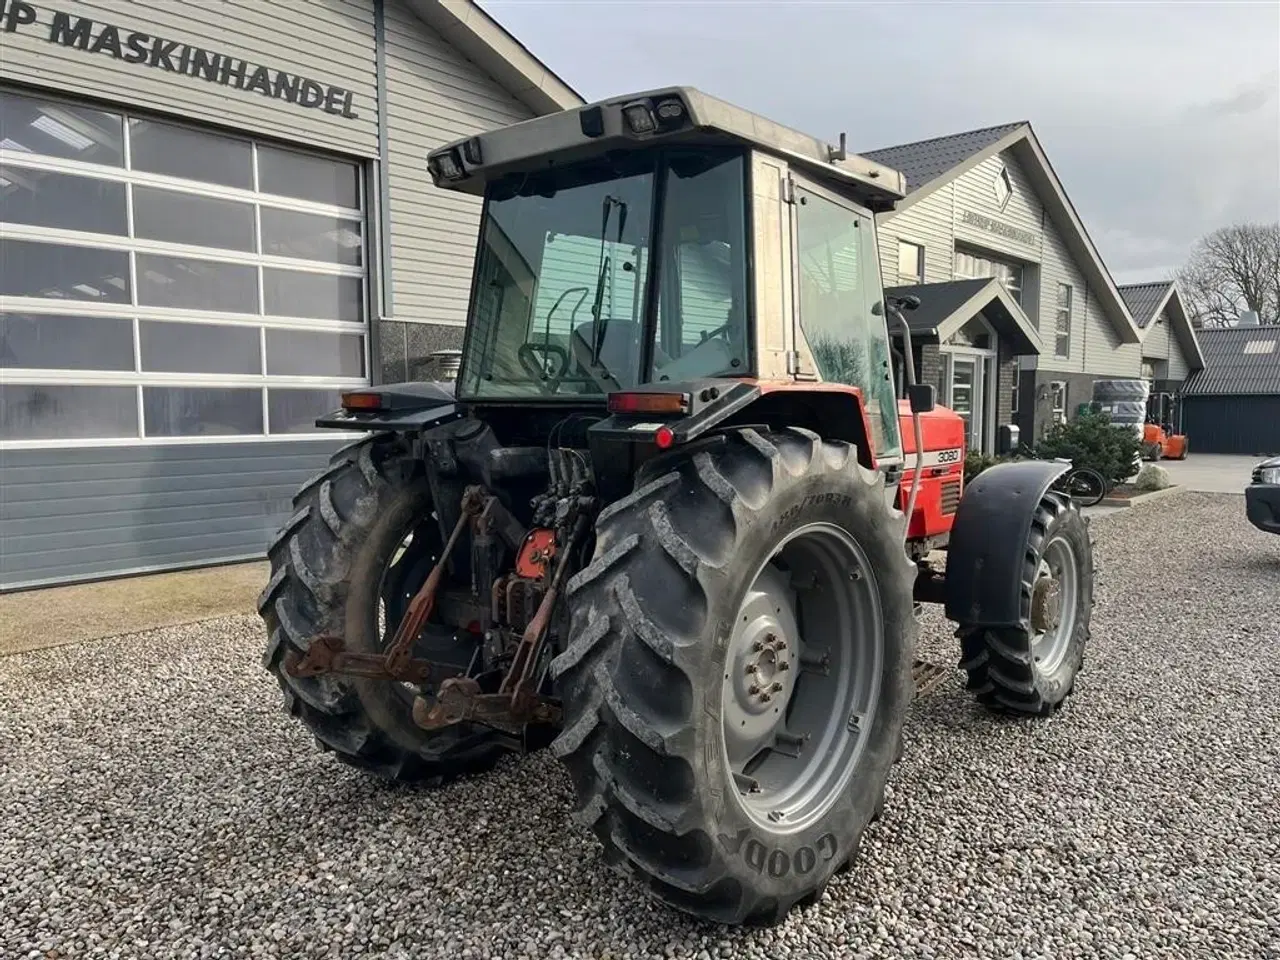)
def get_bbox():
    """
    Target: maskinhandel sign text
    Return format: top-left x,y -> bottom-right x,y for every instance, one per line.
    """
0,0 -> 360,119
